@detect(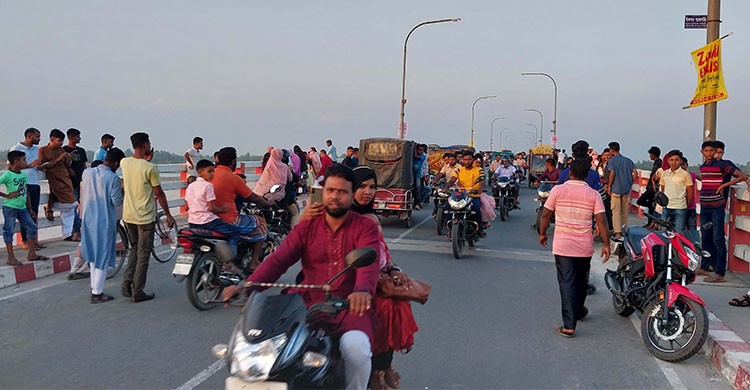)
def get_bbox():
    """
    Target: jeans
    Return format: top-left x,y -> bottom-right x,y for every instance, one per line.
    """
20,184 -> 40,243
190,219 -> 241,254
700,206 -> 727,276
471,197 -> 483,232
123,222 -> 156,294
686,209 -> 697,230
555,255 -> 592,330
3,206 -> 37,243
664,208 -> 687,232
